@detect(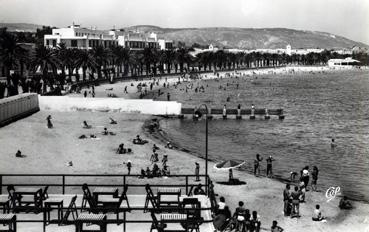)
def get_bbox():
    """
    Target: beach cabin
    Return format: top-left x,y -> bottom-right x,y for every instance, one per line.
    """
327,57 -> 360,67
